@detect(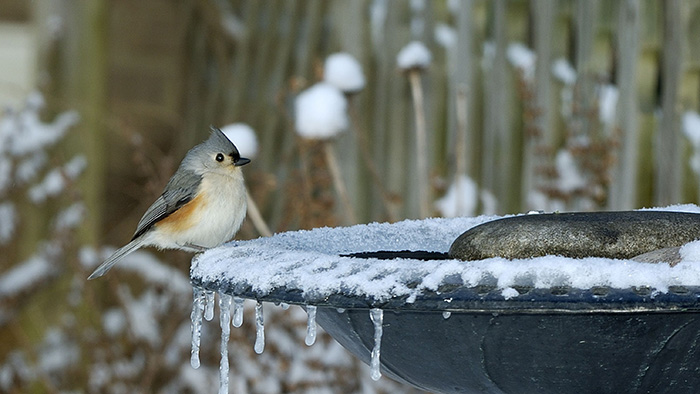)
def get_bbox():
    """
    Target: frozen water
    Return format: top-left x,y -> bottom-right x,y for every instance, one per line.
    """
305,305 -> 317,346
324,53 -> 365,93
192,205 -> 700,304
369,308 -> 383,381
397,41 -> 432,70
232,297 -> 244,328
204,290 -> 215,321
254,302 -> 265,354
294,83 -> 348,140
220,123 -> 258,159
190,287 -> 205,369
218,293 -> 232,394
